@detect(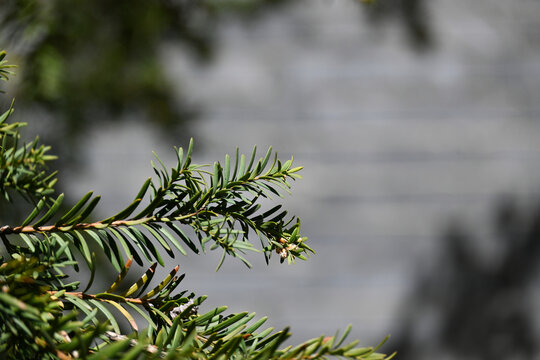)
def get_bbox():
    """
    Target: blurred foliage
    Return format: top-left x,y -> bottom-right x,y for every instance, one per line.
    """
0,0 -> 435,148
392,197 -> 540,359
0,0 -> 295,145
